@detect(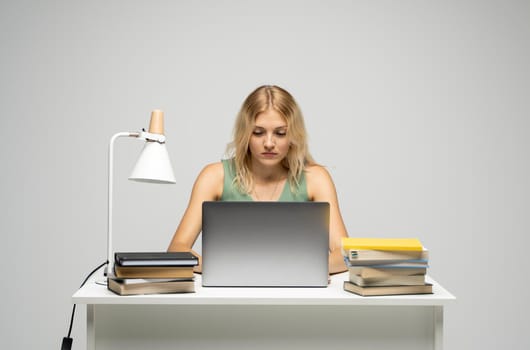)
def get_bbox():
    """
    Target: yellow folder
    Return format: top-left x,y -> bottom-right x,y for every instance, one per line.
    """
342,237 -> 423,251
